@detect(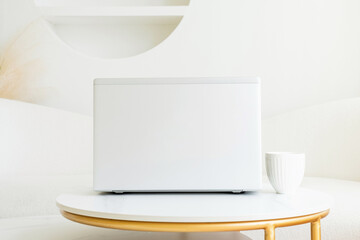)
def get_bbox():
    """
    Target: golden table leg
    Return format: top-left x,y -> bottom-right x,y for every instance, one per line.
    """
311,219 -> 321,240
265,225 -> 275,240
